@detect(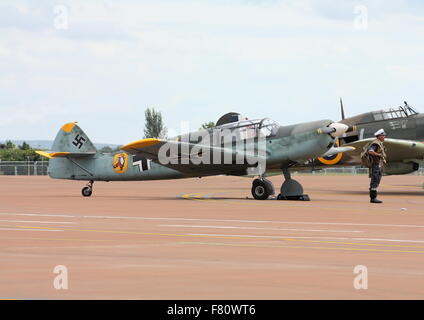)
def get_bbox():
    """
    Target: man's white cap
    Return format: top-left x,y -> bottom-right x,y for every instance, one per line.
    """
374,129 -> 386,136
